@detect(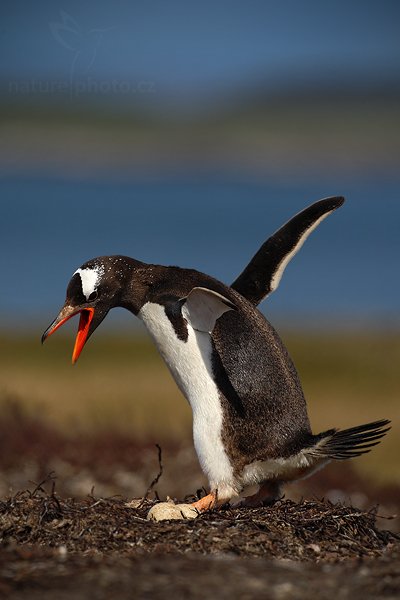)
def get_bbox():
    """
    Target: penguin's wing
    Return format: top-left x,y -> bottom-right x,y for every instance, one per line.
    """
181,287 -> 236,333
231,196 -> 345,306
